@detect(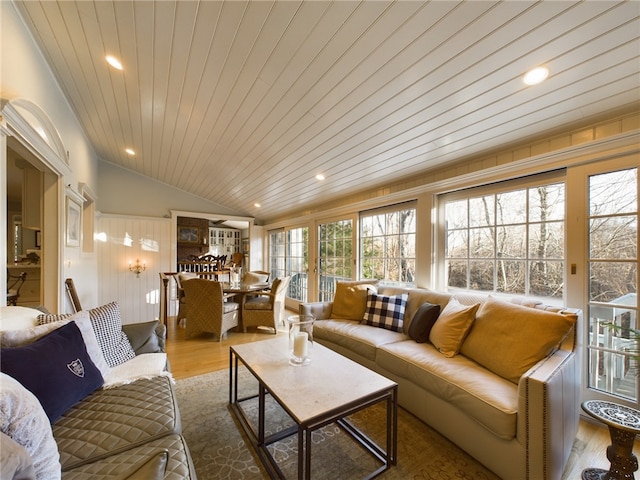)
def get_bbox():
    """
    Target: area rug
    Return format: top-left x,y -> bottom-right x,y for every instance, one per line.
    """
175,368 -> 500,479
